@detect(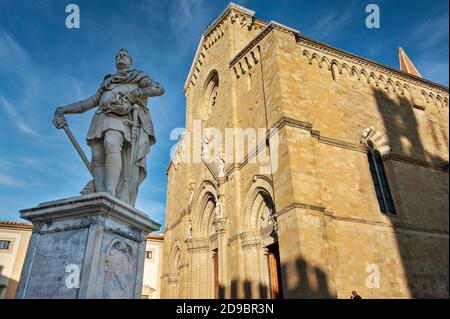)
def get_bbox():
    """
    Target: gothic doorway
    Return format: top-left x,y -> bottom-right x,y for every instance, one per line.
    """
267,243 -> 283,299
213,249 -> 219,299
